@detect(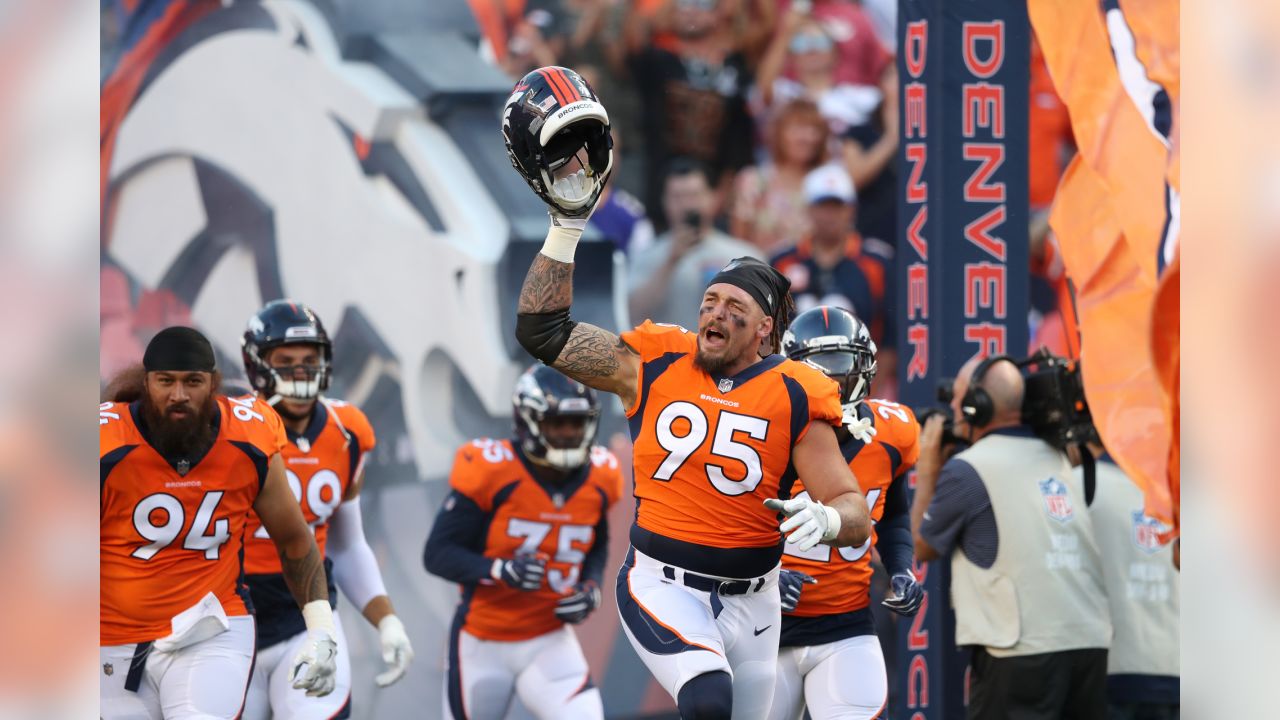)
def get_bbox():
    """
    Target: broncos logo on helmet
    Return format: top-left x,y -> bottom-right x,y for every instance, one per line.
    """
501,66 -> 614,218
